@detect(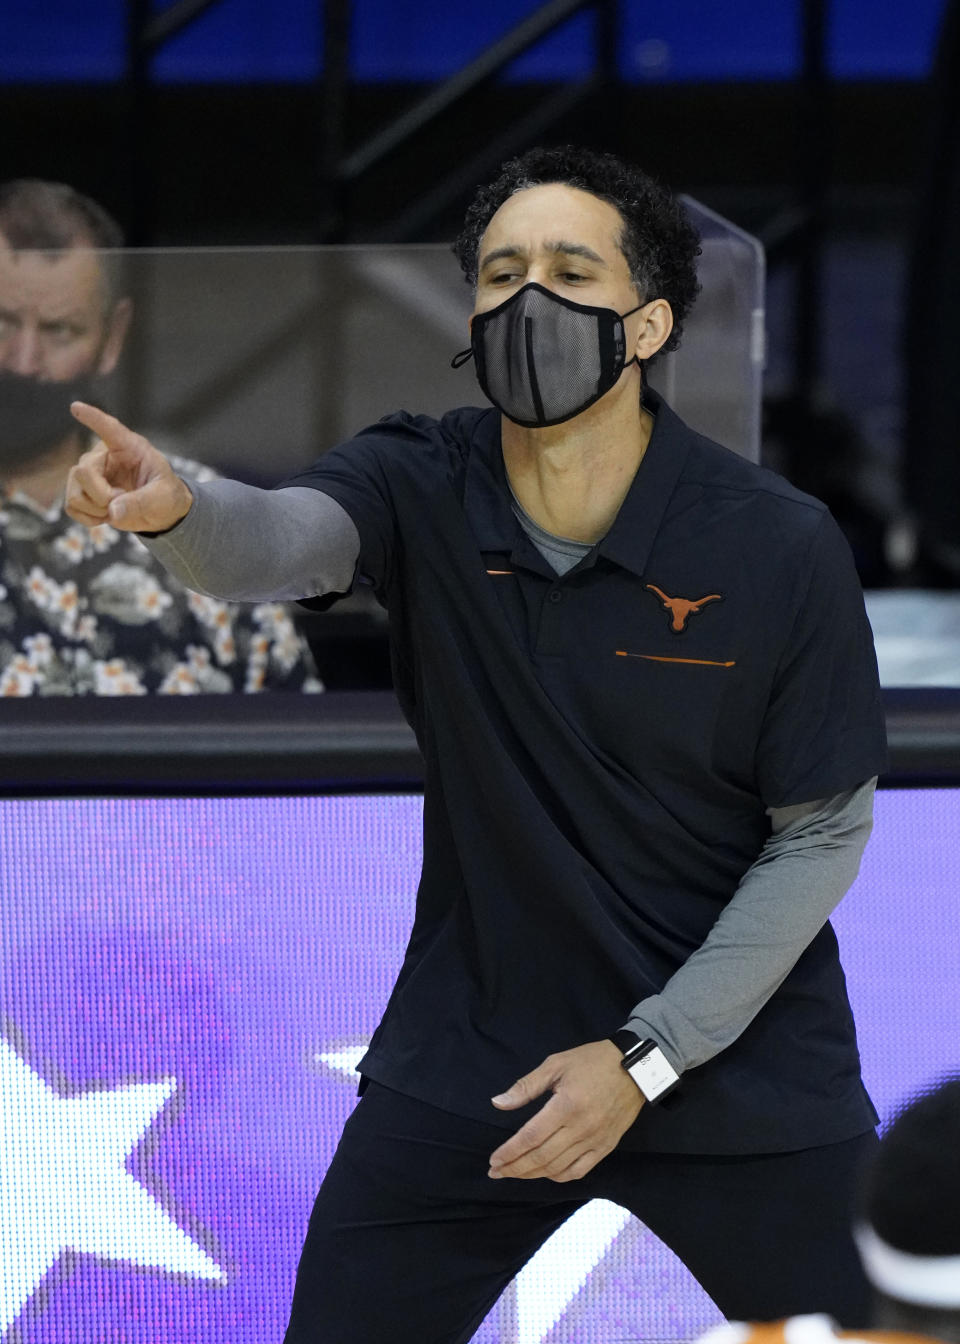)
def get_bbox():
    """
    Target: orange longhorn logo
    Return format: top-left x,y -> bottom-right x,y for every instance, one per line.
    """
645,583 -> 724,632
